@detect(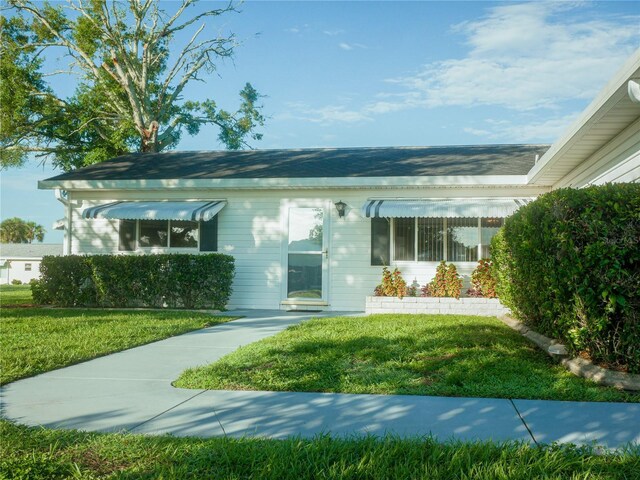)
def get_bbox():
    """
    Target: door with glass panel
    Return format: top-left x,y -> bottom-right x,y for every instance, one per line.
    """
286,207 -> 326,301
